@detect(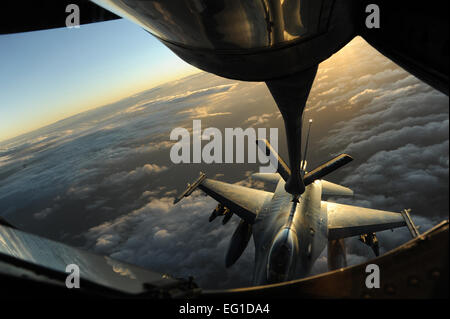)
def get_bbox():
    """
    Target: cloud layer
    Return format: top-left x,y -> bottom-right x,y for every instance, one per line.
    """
84,192 -> 255,289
